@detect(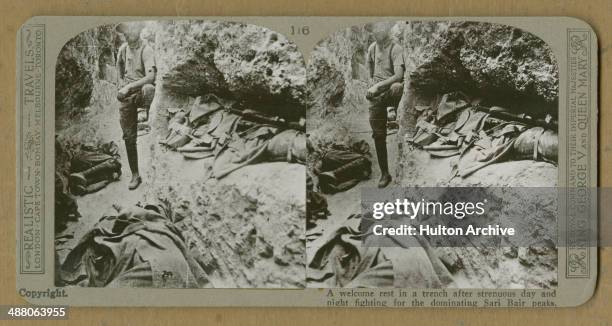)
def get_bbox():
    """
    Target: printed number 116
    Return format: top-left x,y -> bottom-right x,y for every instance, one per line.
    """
290,26 -> 310,35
